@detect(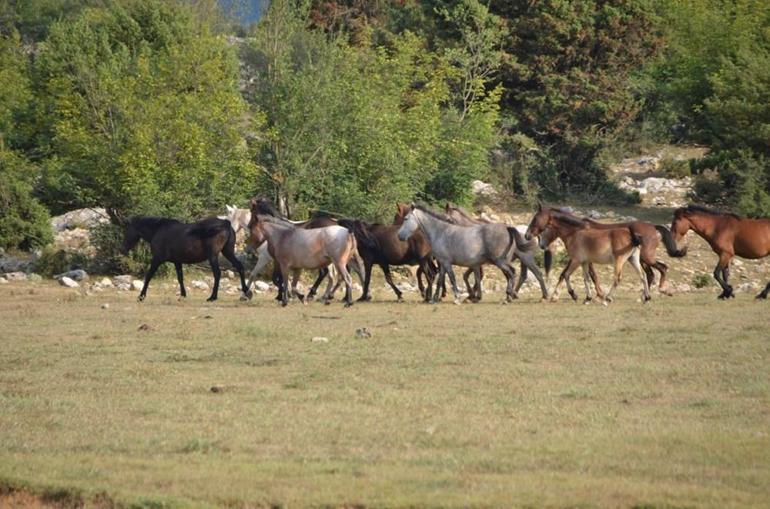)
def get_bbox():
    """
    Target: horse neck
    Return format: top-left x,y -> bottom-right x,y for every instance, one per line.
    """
549,215 -> 581,240
414,210 -> 452,244
687,213 -> 721,241
449,210 -> 479,226
135,220 -> 167,242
